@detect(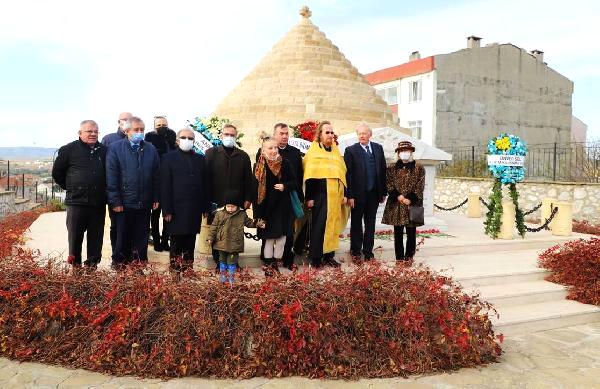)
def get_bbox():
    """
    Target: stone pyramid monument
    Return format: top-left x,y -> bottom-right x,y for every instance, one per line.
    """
213,6 -> 399,151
